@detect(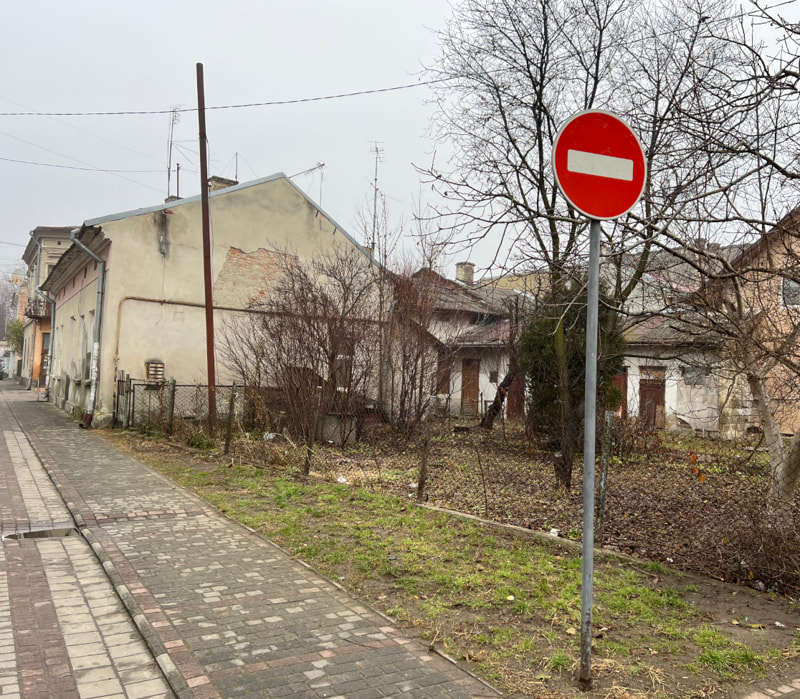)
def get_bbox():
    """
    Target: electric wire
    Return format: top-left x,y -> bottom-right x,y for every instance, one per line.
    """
0,155 -> 163,173
0,81 -> 440,117
0,129 -> 163,193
